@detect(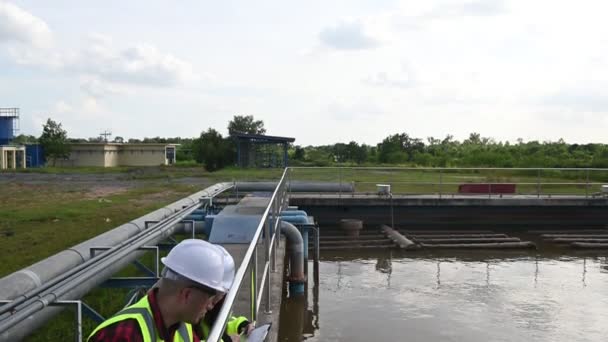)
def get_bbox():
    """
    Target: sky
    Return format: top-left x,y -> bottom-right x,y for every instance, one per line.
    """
1,0 -> 608,146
